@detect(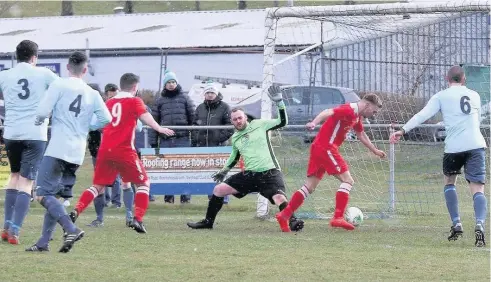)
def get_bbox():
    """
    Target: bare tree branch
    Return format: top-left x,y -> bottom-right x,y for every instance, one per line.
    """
408,28 -> 450,96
